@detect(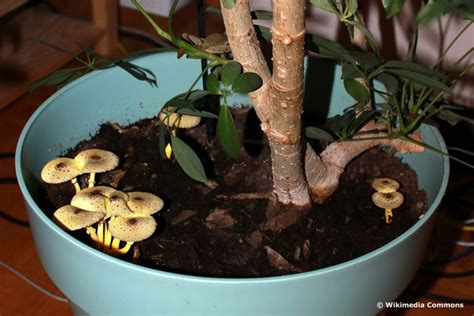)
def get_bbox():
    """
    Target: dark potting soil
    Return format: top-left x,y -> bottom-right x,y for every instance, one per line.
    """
43,108 -> 427,278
